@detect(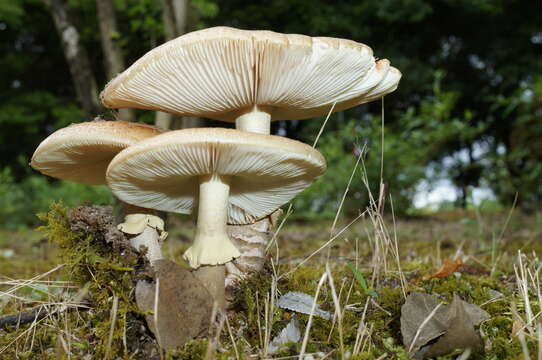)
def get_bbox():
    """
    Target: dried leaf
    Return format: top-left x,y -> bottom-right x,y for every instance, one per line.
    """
422,294 -> 487,358
424,259 -> 463,279
401,292 -> 489,359
135,259 -> 213,349
277,291 -> 332,320
268,315 -> 301,354
400,292 -> 450,355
